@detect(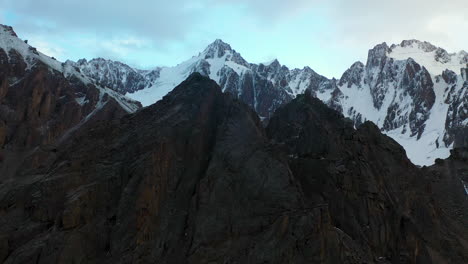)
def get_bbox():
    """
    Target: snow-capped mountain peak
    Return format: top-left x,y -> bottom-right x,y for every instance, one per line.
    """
54,35 -> 466,166
202,39 -> 232,58
332,40 -> 467,165
387,39 -> 467,75
396,39 -> 438,52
